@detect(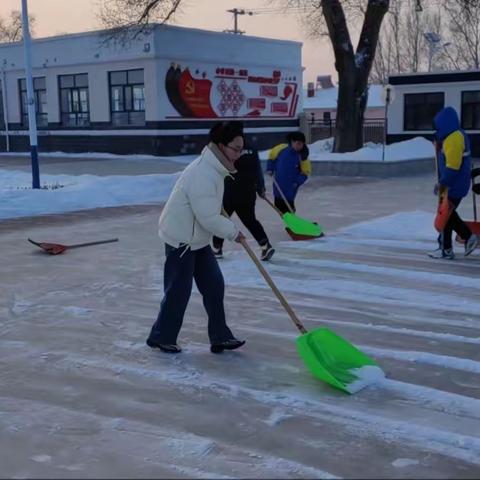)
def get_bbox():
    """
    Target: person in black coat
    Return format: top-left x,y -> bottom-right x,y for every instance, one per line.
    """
210,123 -> 275,261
